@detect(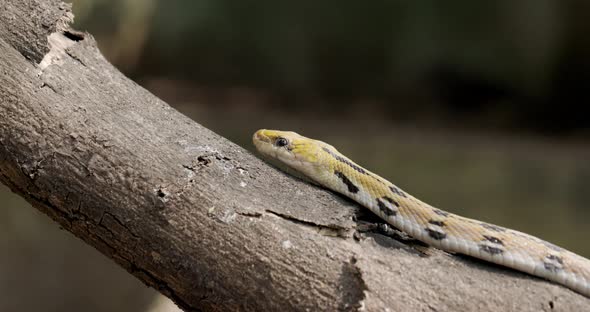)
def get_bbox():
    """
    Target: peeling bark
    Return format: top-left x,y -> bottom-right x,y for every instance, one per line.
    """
0,0 -> 588,311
